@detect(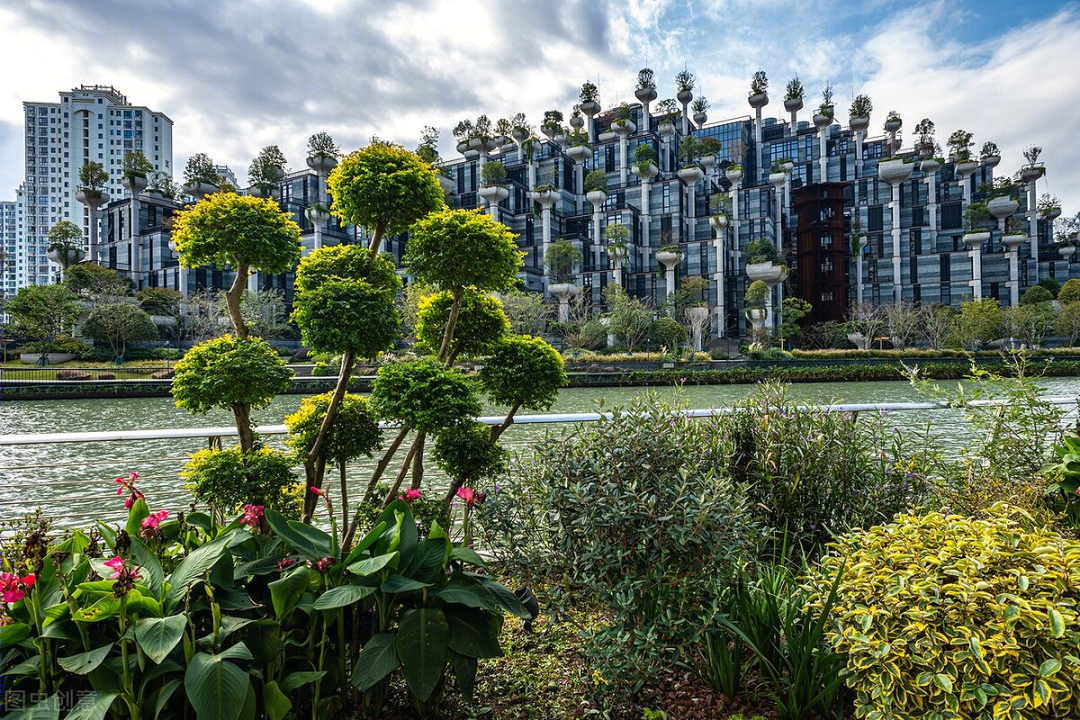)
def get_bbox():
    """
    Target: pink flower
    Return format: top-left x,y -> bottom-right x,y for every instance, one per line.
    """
241,504 -> 265,528
124,491 -> 145,510
140,510 -> 169,537
277,557 -> 294,571
456,487 -> 485,507
399,488 -> 422,504
104,556 -> 126,578
316,557 -> 333,572
21,574 -> 35,589
0,572 -> 32,604
310,486 -> 324,496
